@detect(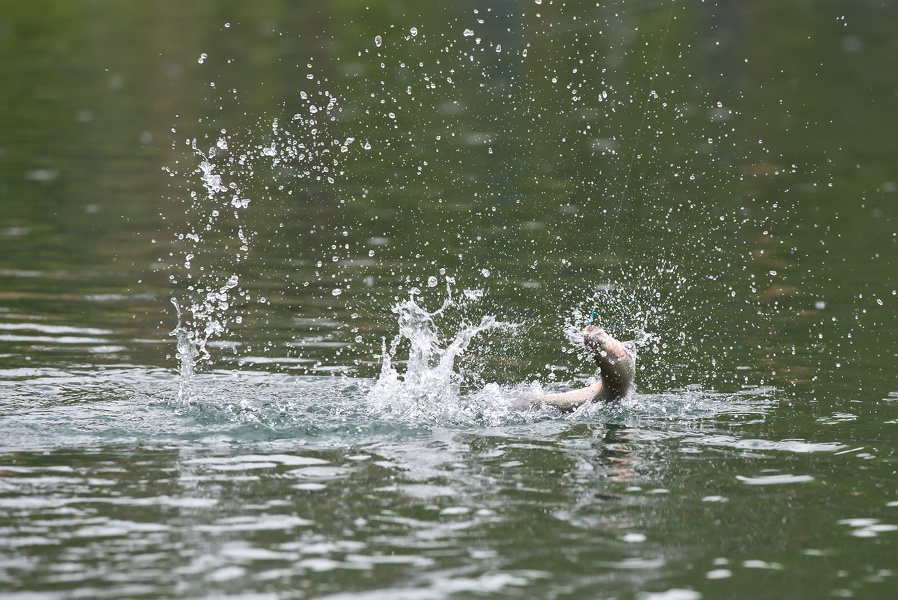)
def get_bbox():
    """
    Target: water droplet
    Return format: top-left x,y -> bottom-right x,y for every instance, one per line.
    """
332,288 -> 343,296
197,53 -> 207,64
481,268 -> 490,278
463,29 -> 474,37
496,44 -> 502,53
427,276 -> 438,287
374,35 -> 383,47
309,105 -> 318,114
410,27 -> 418,37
